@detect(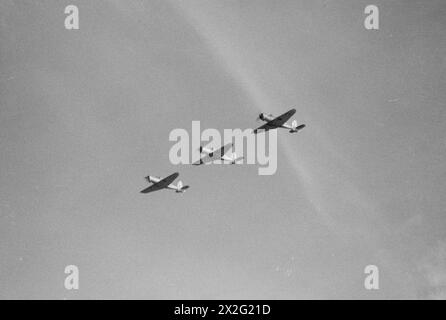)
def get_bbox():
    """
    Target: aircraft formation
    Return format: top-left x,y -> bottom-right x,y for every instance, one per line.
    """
140,108 -> 306,194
